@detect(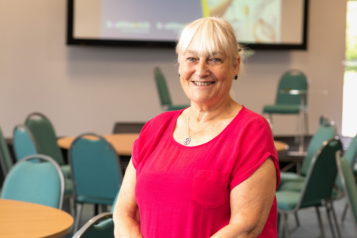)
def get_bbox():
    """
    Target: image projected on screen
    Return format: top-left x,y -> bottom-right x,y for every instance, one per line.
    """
73,0 -> 304,45
203,0 -> 281,43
